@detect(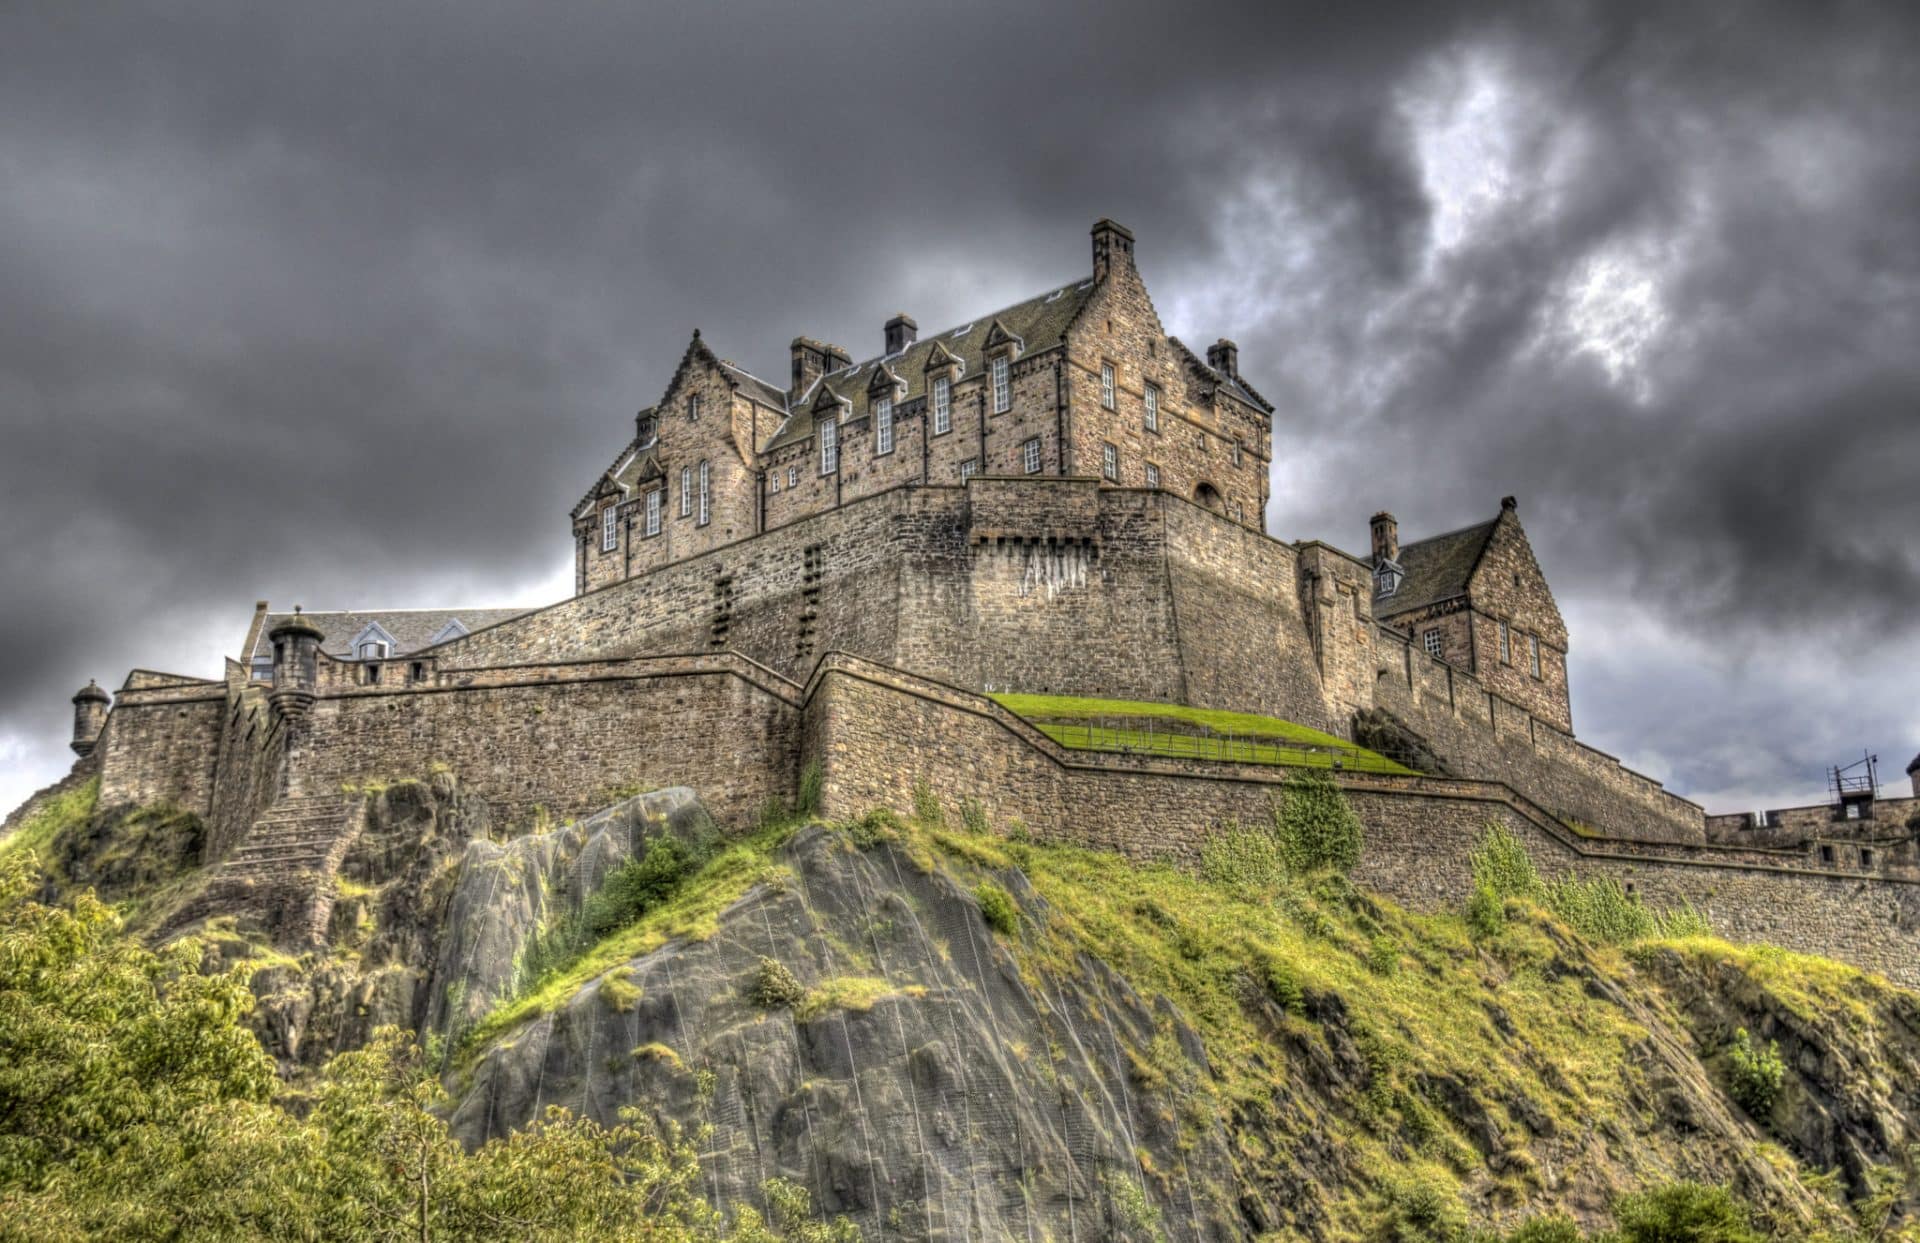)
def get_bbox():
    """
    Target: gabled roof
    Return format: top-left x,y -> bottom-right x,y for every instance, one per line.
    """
760,276 -> 1096,451
1375,520 -> 1500,618
719,360 -> 788,410
248,609 -> 532,662
1168,336 -> 1274,414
